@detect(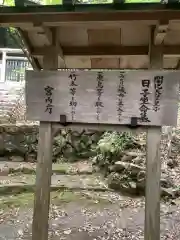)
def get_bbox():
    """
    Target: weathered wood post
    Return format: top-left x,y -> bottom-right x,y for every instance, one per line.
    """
1,50 -> 7,82
32,28 -> 58,240
144,26 -> 163,240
